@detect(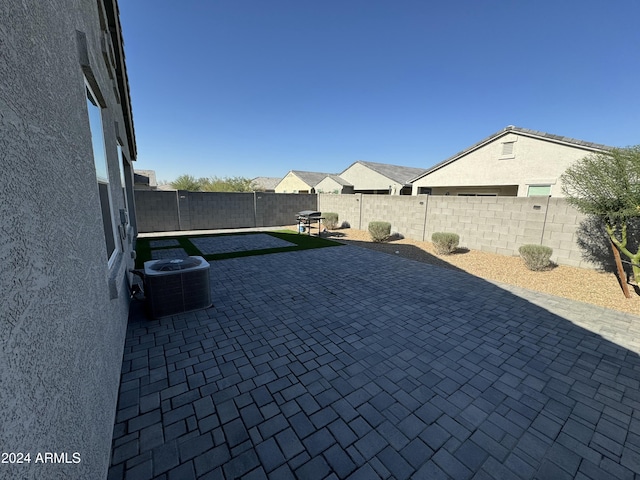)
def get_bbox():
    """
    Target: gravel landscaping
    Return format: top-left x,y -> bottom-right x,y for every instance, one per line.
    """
293,226 -> 640,316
